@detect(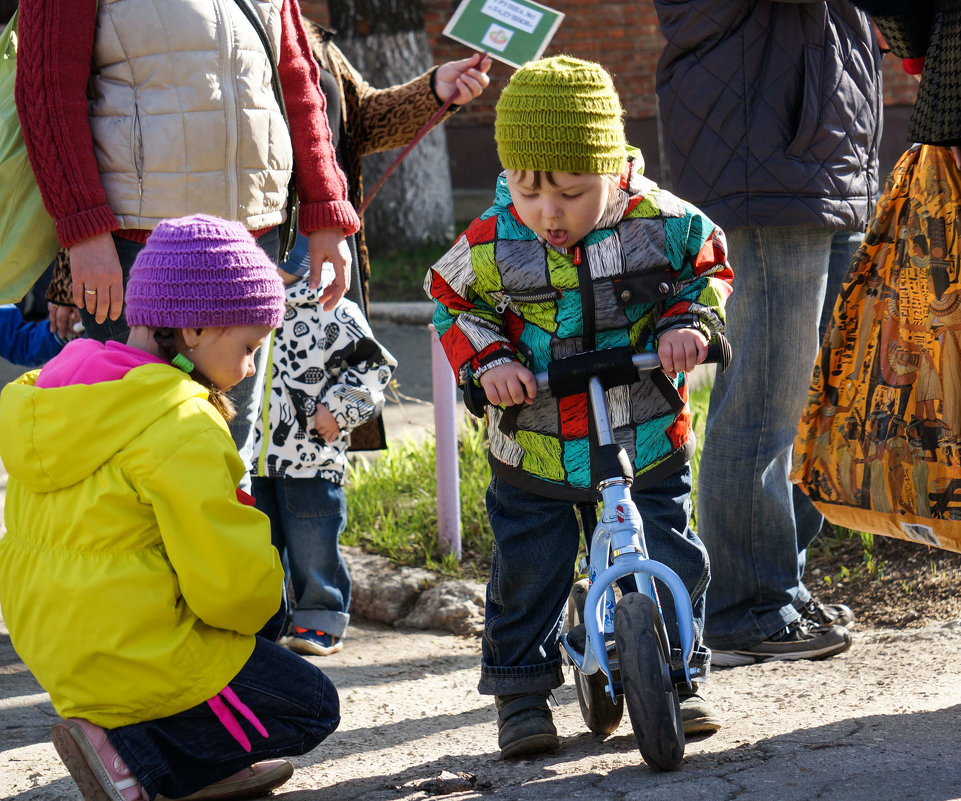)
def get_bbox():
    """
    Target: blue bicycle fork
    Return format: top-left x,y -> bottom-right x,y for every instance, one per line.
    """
560,372 -> 695,702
